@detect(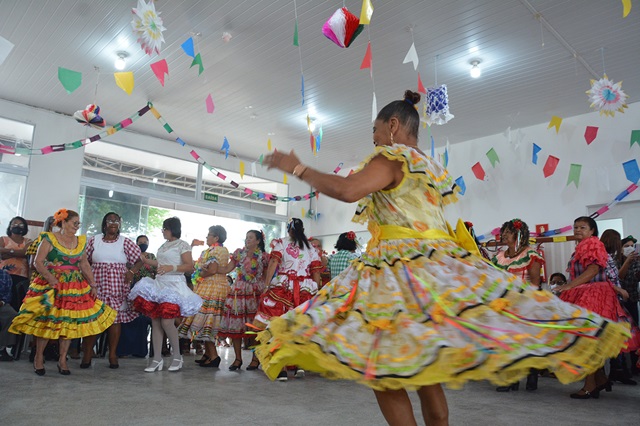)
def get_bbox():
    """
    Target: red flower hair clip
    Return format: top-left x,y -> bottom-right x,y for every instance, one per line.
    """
464,221 -> 473,229
346,231 -> 356,241
511,219 -> 522,230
